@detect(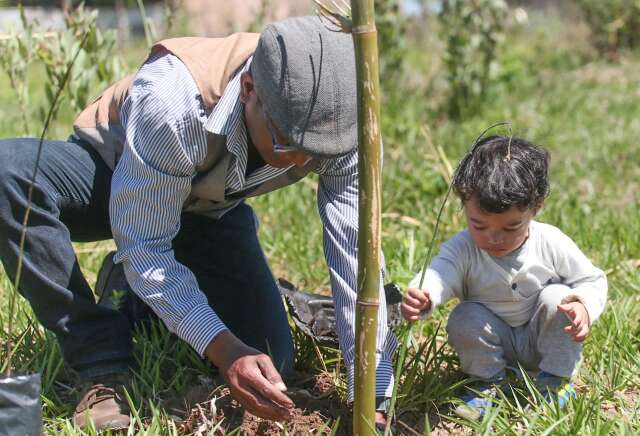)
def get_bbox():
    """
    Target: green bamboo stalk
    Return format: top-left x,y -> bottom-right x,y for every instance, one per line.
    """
350,0 -> 382,433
